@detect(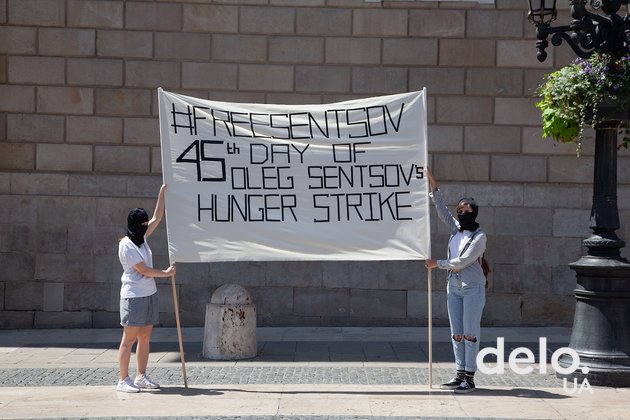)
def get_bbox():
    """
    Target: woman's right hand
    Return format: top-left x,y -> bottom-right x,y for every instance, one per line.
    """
163,264 -> 176,277
425,259 -> 438,269
426,166 -> 437,191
